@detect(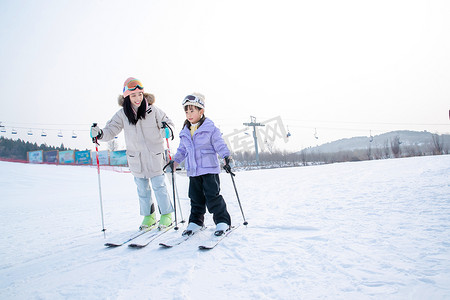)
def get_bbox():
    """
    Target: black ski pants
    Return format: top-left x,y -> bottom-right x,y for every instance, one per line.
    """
188,174 -> 231,226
